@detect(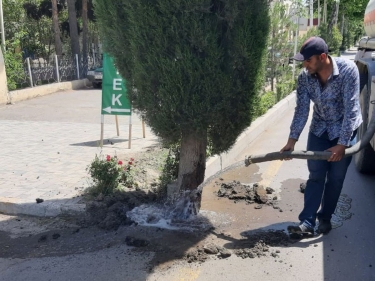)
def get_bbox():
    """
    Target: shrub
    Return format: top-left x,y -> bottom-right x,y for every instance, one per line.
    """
276,79 -> 296,102
255,91 -> 276,117
87,154 -> 135,196
3,39 -> 24,91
